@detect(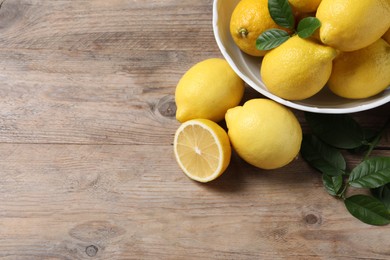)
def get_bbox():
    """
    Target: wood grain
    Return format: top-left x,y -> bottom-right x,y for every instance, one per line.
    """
0,144 -> 389,259
0,0 -> 389,259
